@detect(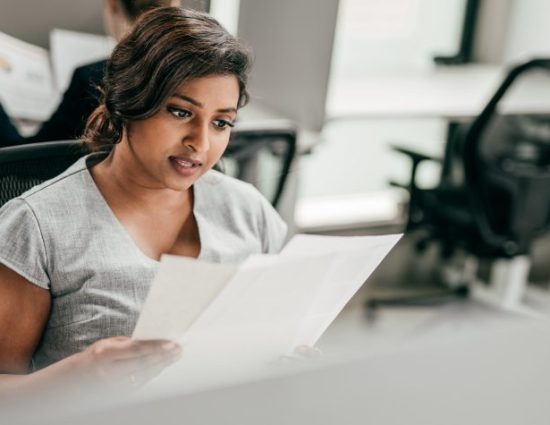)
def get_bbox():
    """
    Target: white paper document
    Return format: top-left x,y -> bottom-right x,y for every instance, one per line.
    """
50,29 -> 115,93
0,32 -> 58,121
280,233 -> 404,346
0,29 -> 113,122
133,233 -> 402,363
